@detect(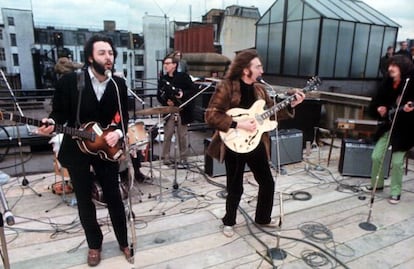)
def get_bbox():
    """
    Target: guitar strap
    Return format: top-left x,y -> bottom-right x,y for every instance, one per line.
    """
75,70 -> 85,128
